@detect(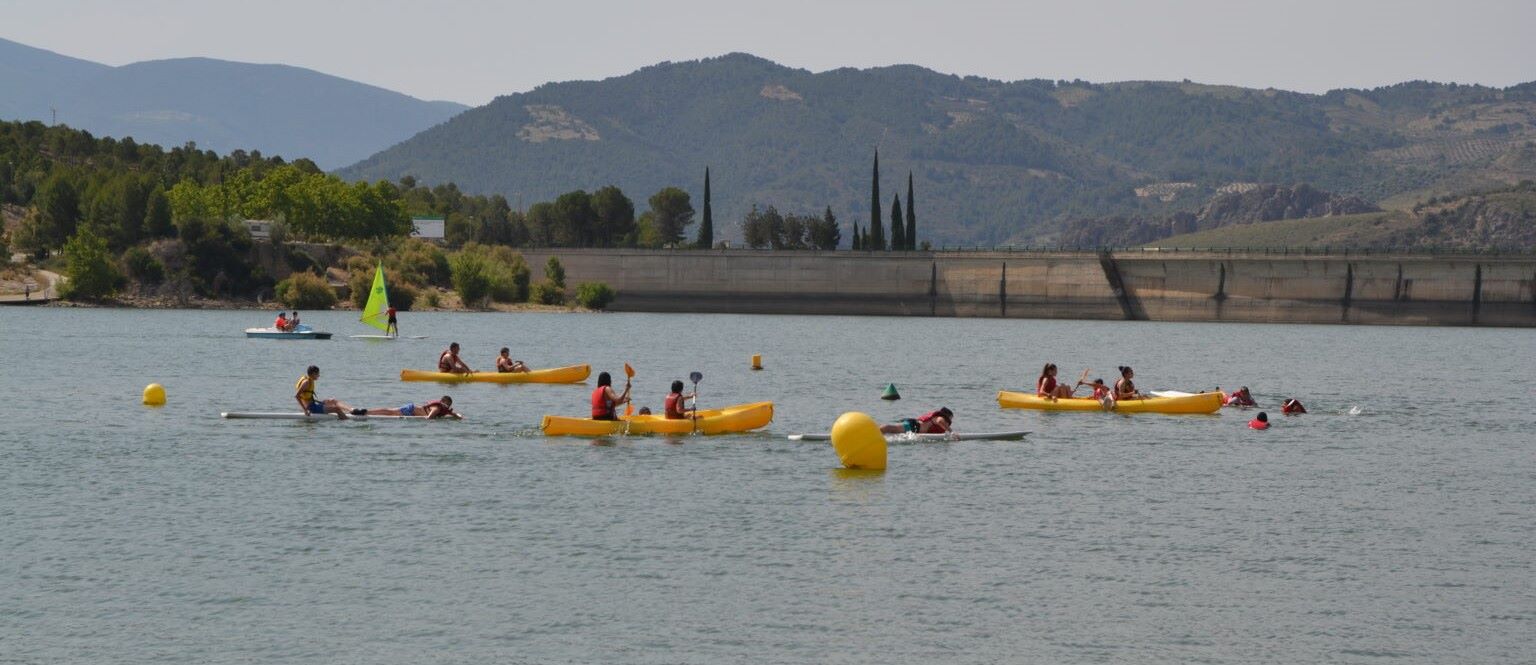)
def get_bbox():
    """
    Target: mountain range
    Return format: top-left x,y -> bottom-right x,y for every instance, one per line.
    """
340,54 -> 1536,245
0,37 -> 466,169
